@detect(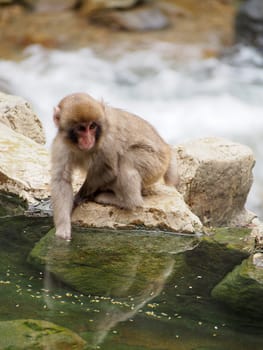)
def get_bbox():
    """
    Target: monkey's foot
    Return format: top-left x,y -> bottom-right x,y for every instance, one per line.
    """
95,192 -> 143,210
